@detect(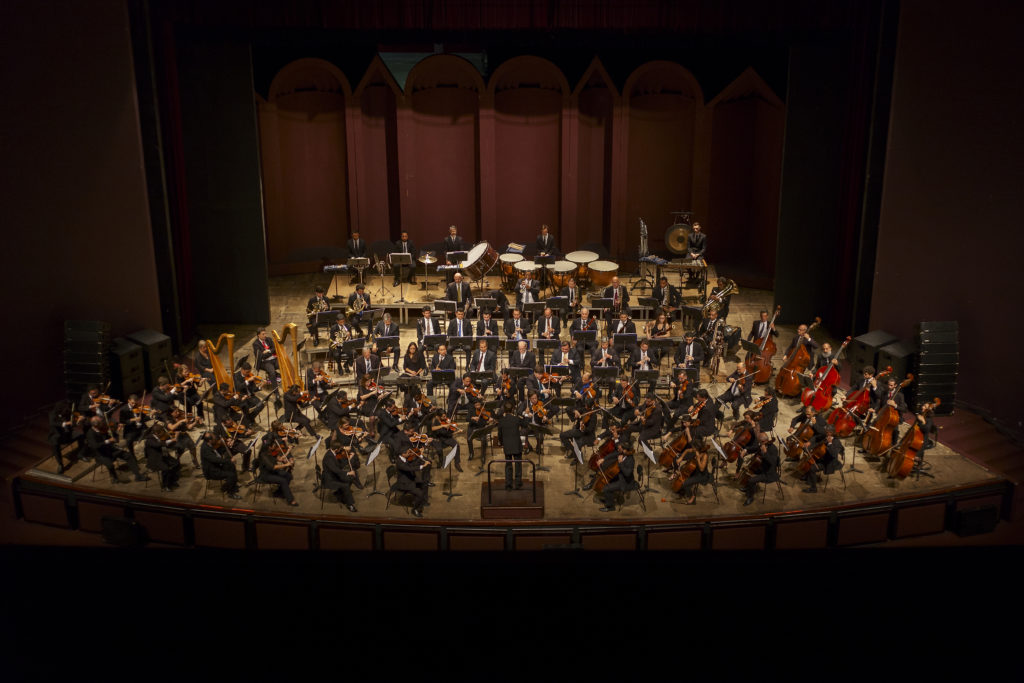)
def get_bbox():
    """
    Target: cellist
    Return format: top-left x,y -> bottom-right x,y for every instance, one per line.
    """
671,438 -> 711,505
801,427 -> 844,493
595,443 -> 636,513
741,433 -> 780,506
